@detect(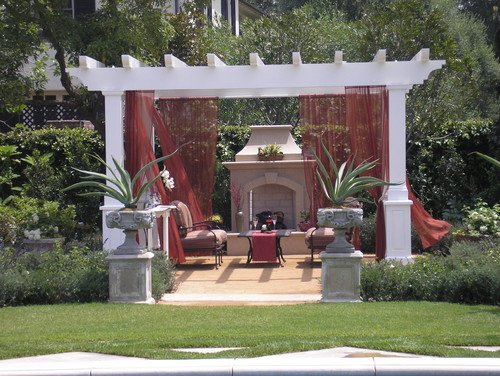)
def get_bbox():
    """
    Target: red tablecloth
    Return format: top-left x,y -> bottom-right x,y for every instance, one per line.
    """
252,230 -> 277,261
